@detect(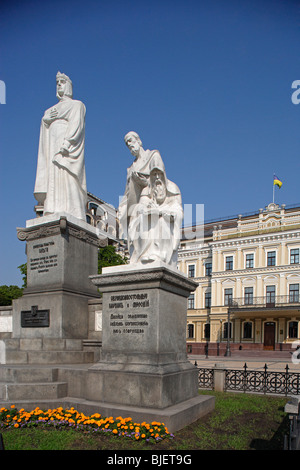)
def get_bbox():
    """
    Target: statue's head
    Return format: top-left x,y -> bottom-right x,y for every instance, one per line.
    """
56,71 -> 73,100
124,131 -> 142,157
149,156 -> 167,204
